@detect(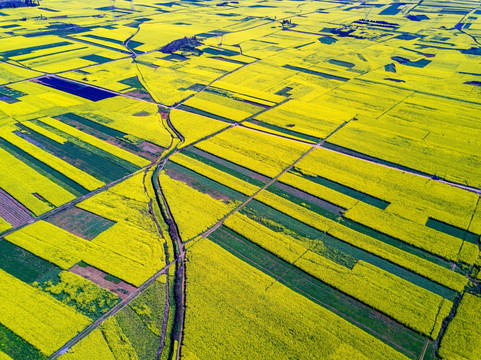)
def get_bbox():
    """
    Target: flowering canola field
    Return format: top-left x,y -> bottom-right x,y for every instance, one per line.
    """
0,0 -> 480,359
